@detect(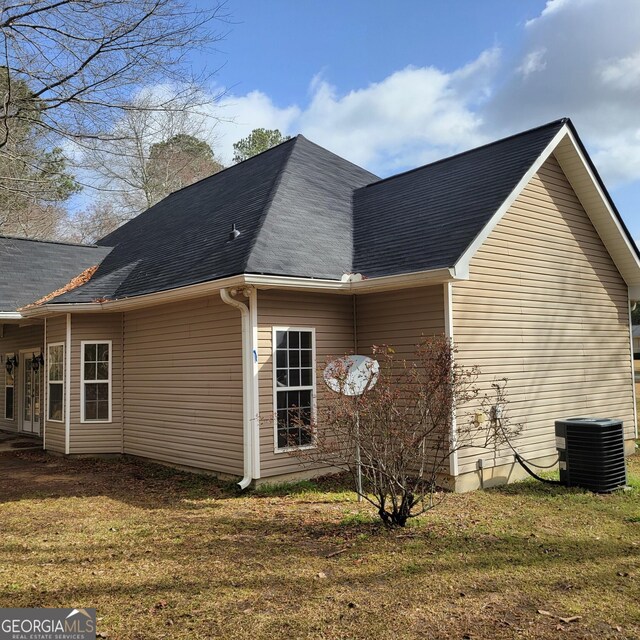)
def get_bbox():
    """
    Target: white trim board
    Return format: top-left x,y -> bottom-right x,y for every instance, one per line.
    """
454,124 -> 640,289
